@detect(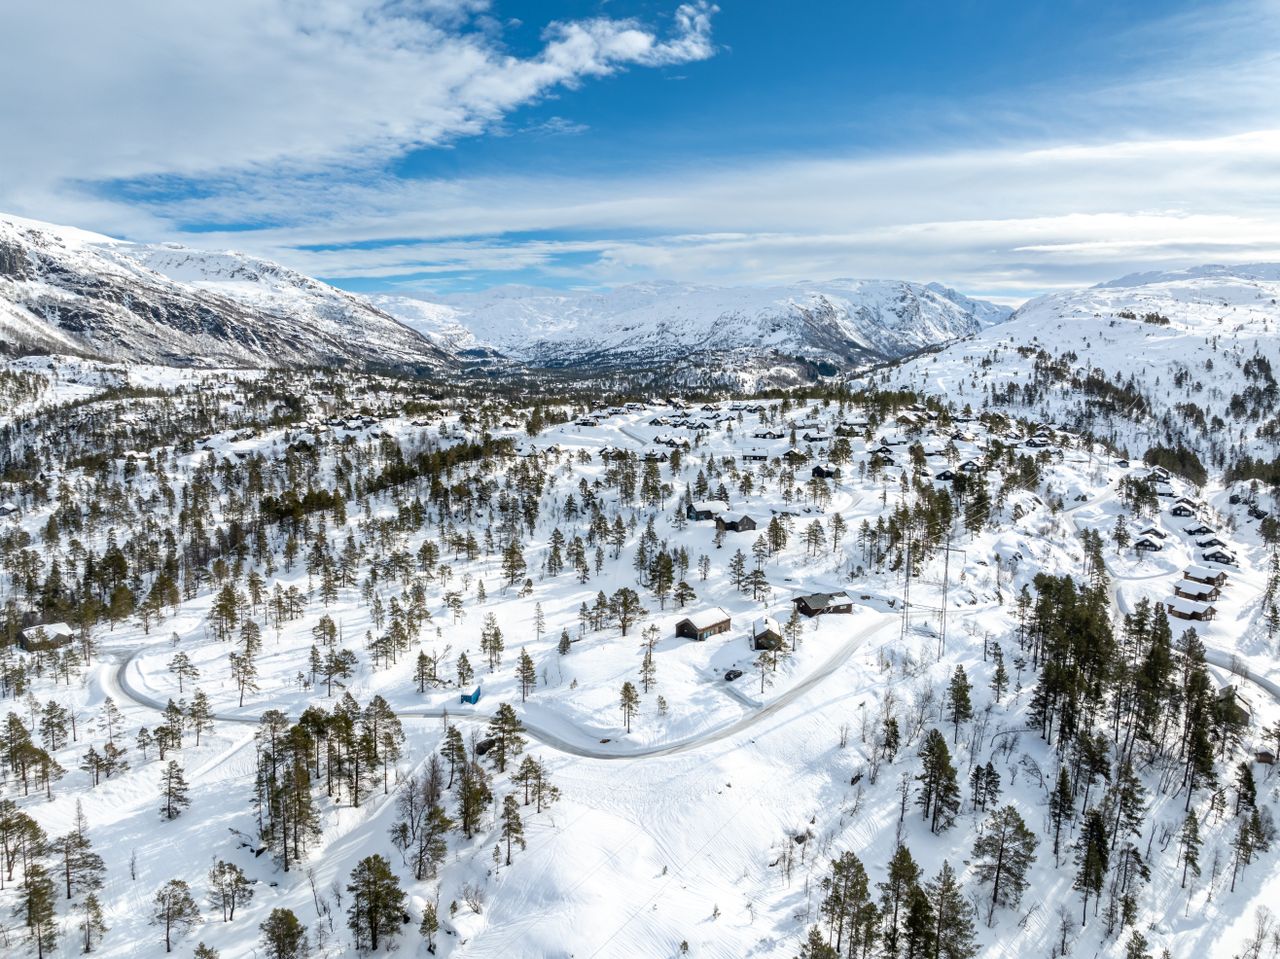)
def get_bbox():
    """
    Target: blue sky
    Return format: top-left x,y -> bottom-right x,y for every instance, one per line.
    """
2,0 -> 1279,303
